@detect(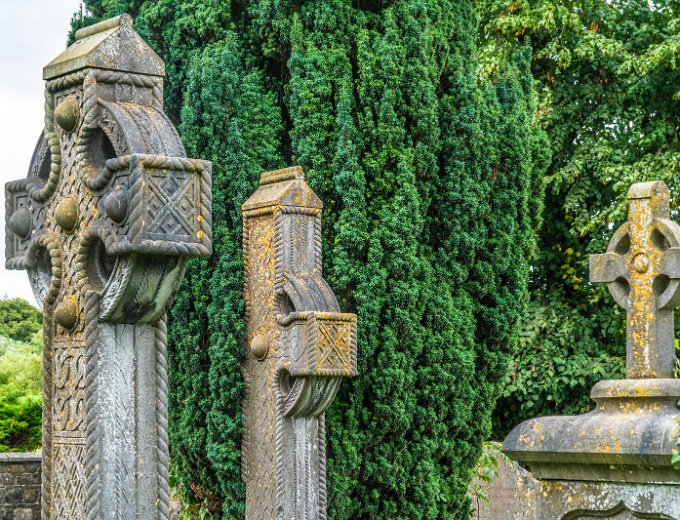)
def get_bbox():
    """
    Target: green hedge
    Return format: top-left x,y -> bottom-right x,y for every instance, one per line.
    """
74,2 -> 547,517
0,335 -> 43,452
